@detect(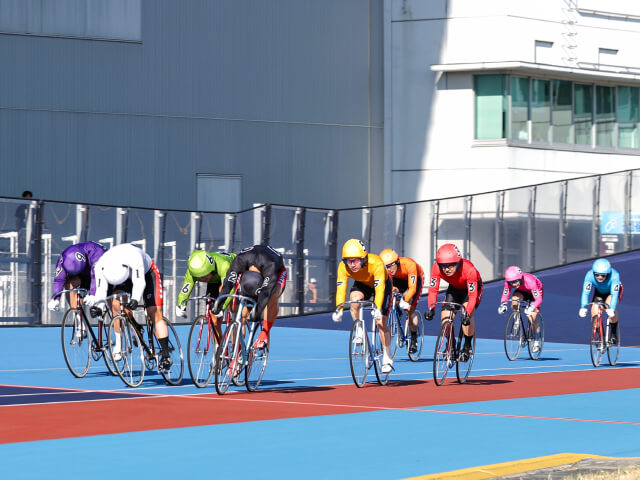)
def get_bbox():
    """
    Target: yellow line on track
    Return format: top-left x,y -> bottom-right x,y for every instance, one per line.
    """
402,453 -> 640,480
